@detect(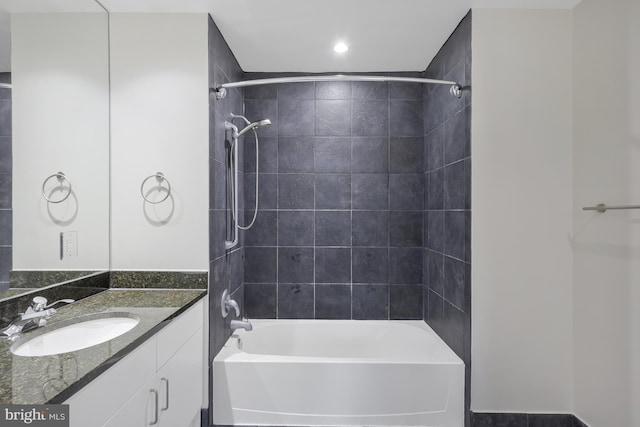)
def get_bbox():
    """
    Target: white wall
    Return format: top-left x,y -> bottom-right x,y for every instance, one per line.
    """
572,0 -> 640,425
471,9 -> 573,413
109,13 -> 209,271
12,13 -> 110,270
